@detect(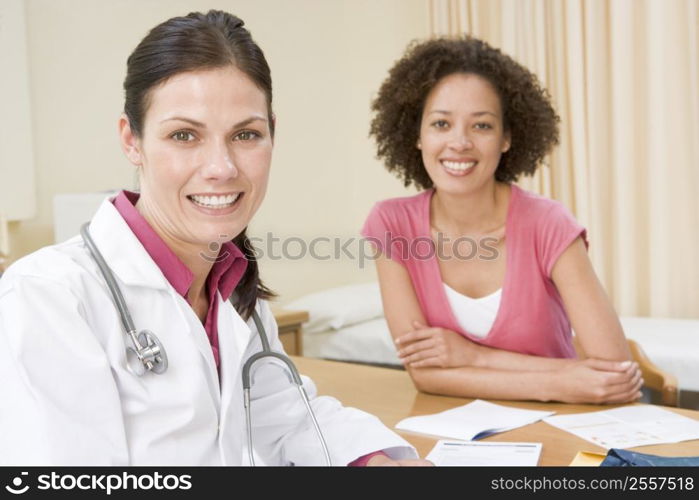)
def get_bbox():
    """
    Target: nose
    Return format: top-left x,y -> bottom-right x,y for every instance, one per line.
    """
199,140 -> 239,180
447,129 -> 474,151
